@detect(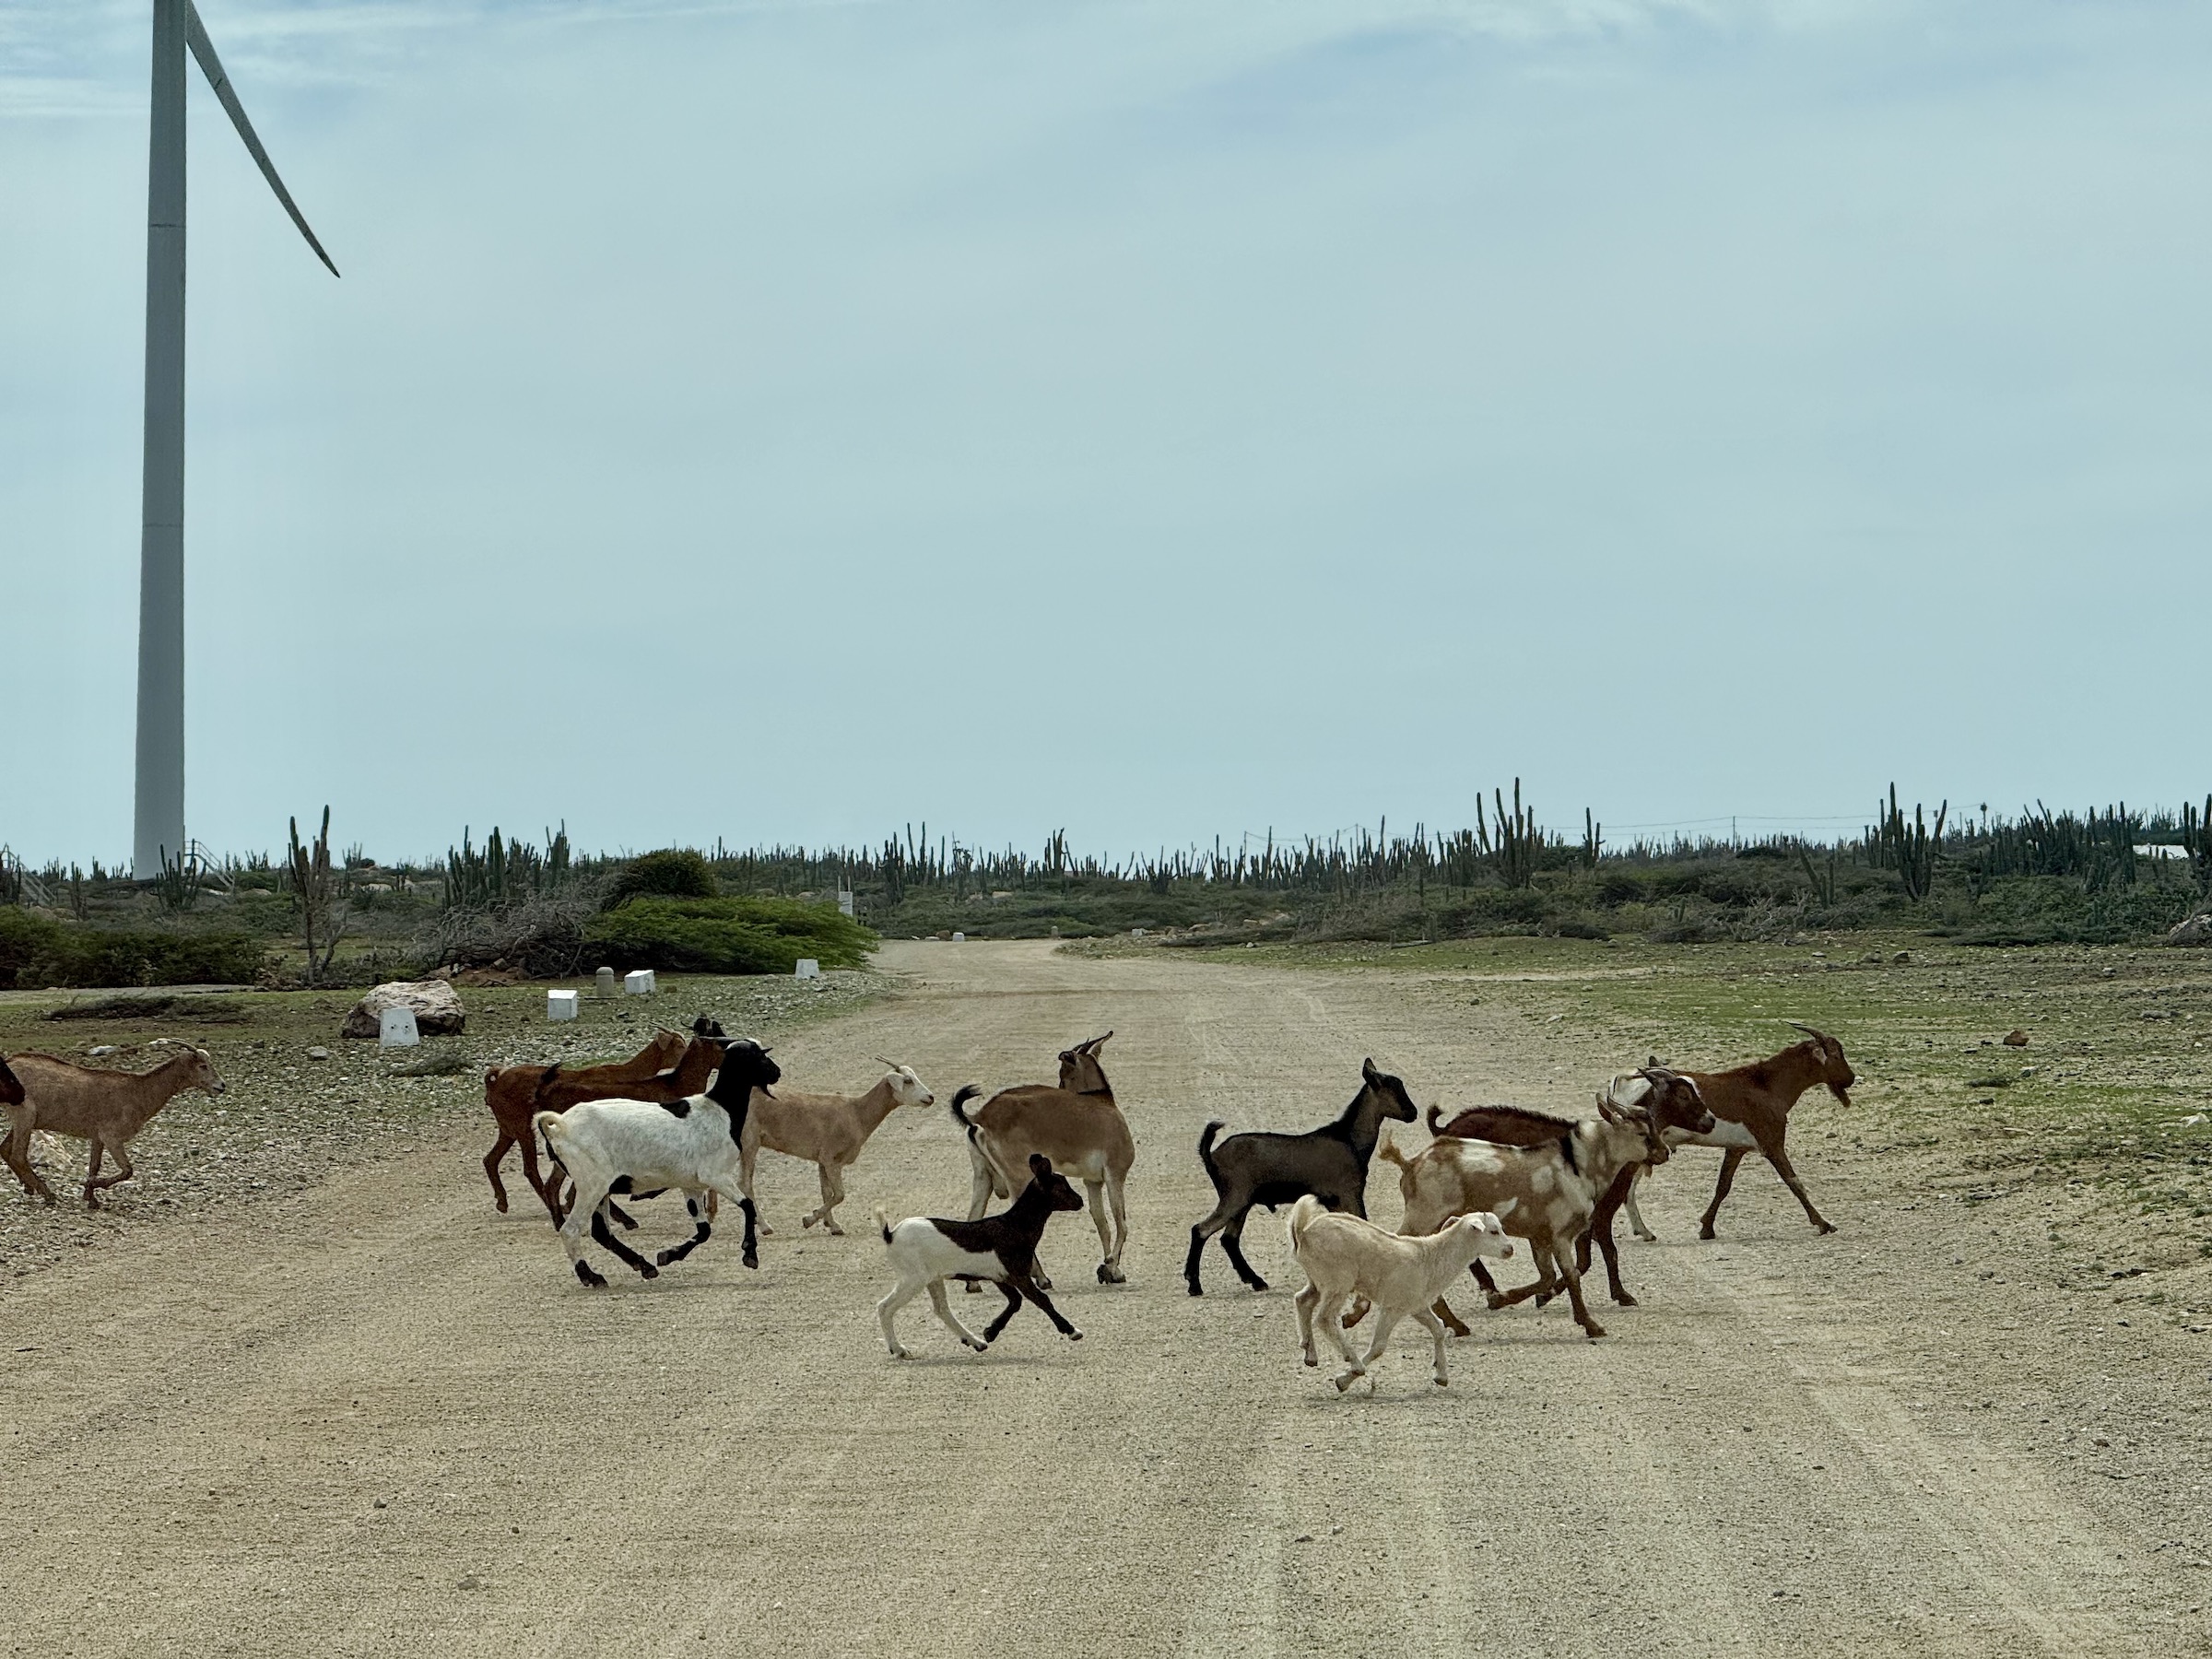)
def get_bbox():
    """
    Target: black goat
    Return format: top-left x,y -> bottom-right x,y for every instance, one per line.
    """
1183,1057 -> 1418,1296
